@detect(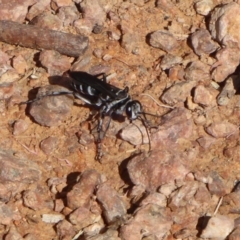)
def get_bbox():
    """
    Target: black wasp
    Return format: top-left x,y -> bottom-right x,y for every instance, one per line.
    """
23,71 -> 154,160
